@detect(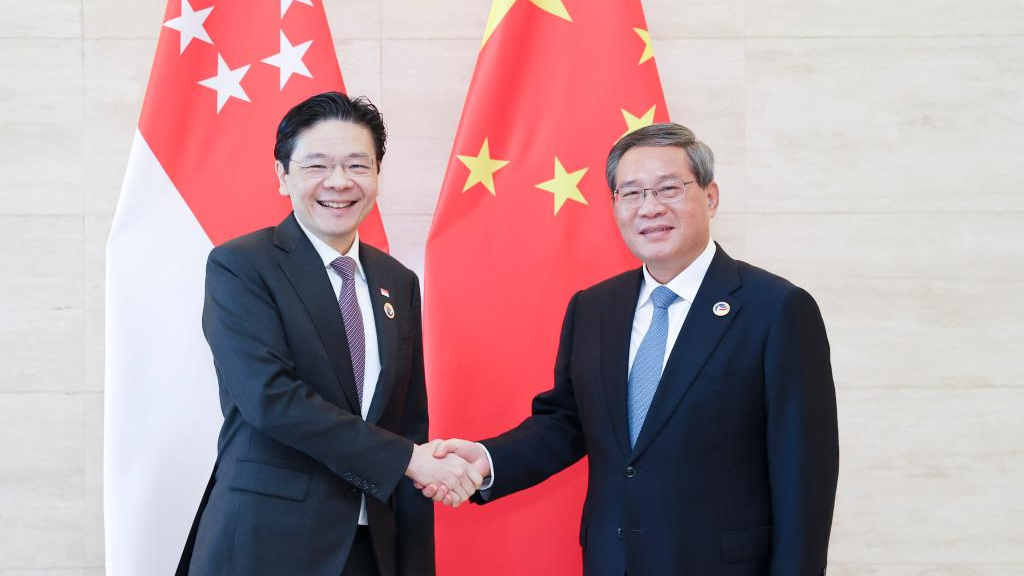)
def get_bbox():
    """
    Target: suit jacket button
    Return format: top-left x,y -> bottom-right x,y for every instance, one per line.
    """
624,466 -> 637,478
616,528 -> 624,539
368,485 -> 378,495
